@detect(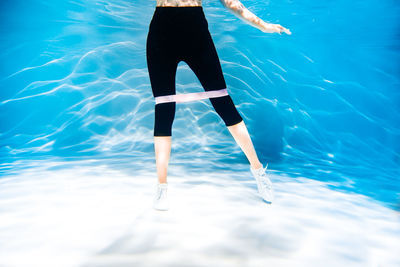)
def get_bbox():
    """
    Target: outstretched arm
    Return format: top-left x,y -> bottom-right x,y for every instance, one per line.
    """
219,0 -> 291,35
